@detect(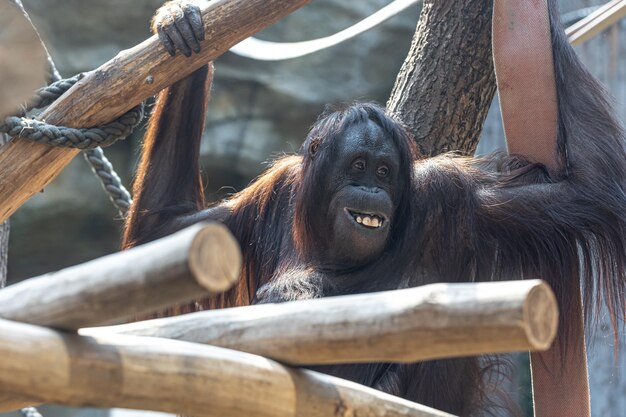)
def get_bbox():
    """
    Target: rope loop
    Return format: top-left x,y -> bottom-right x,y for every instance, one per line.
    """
29,74 -> 80,110
0,74 -> 145,150
0,73 -> 140,214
